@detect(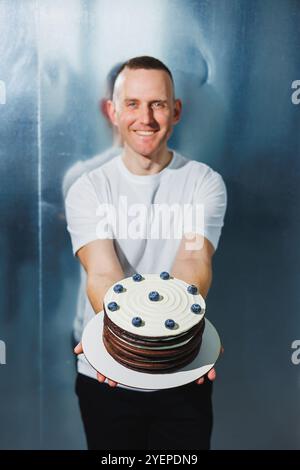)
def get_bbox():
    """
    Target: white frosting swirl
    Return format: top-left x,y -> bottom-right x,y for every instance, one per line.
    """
104,274 -> 205,337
